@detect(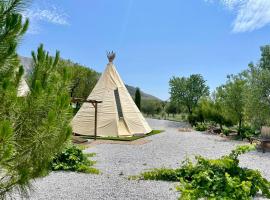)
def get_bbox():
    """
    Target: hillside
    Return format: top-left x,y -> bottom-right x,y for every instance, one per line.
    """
125,85 -> 161,101
19,56 -> 161,102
